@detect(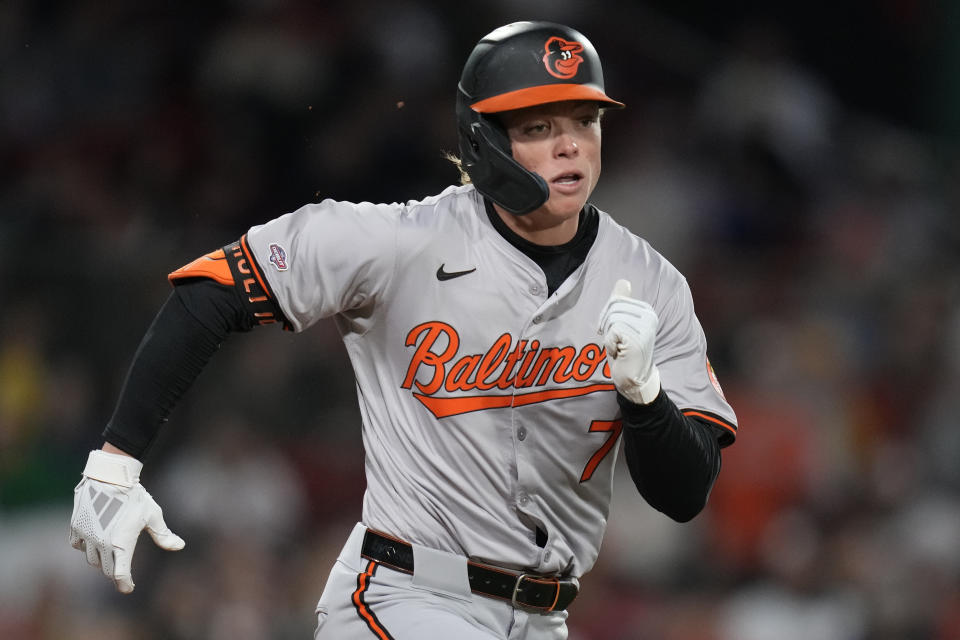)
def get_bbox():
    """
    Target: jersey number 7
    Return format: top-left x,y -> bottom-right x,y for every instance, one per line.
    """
579,420 -> 623,483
